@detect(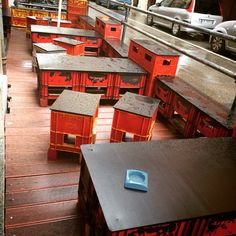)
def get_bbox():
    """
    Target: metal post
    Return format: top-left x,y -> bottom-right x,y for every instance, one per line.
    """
121,4 -> 129,45
0,6 -> 5,74
57,0 -> 62,27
